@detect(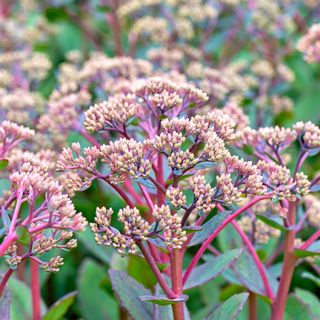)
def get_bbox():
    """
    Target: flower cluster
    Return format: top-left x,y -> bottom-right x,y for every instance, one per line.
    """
297,23 -> 320,63
0,121 -> 34,158
2,160 -> 87,272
